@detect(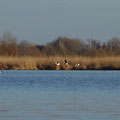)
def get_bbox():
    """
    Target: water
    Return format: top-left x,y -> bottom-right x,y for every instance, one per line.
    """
0,70 -> 120,120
